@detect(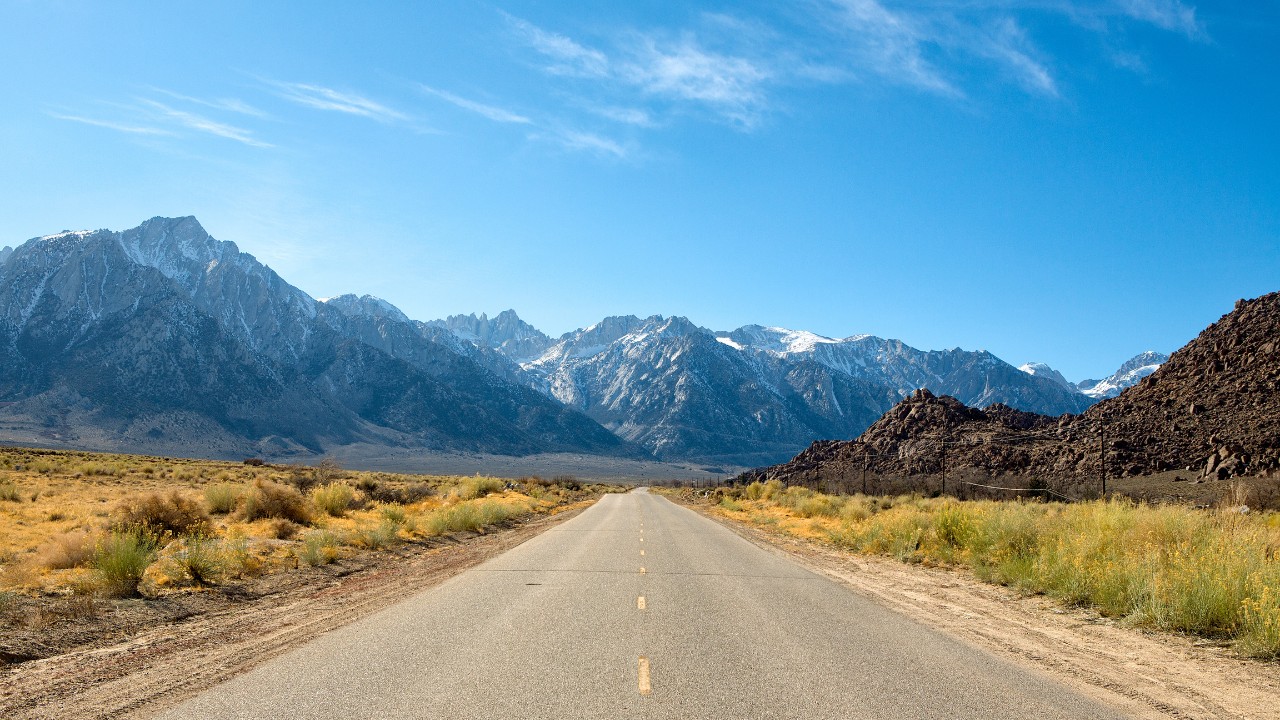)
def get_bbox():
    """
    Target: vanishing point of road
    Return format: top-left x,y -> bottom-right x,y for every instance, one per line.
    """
161,489 -> 1125,719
